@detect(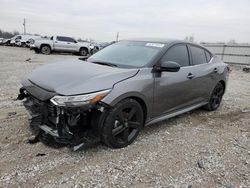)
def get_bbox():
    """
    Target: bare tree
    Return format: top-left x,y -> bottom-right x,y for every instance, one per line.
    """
0,29 -> 20,38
